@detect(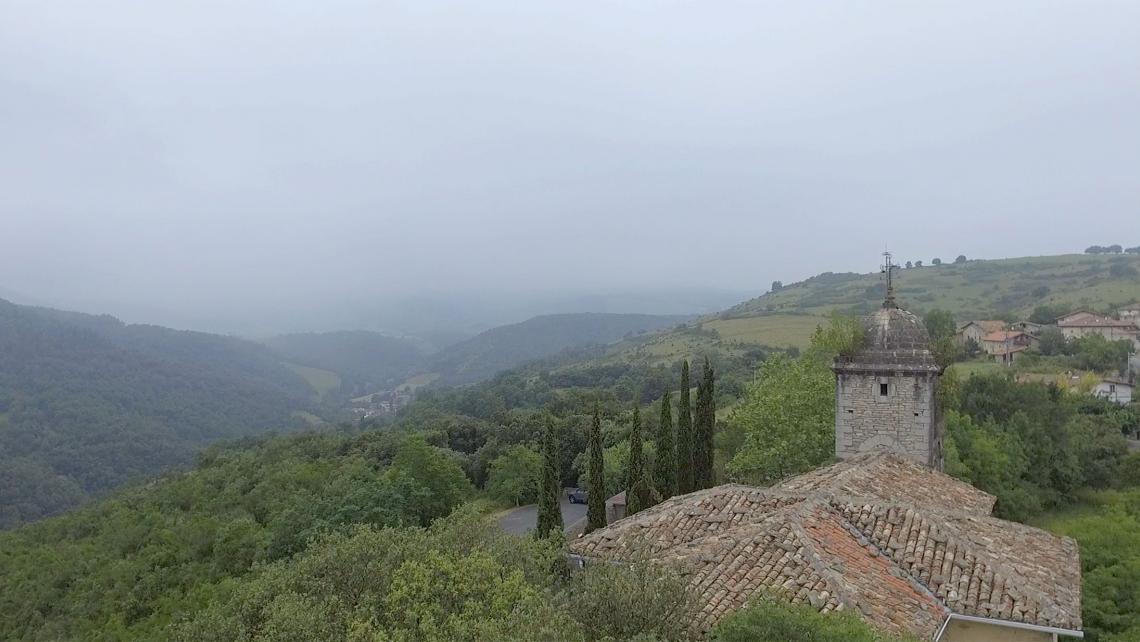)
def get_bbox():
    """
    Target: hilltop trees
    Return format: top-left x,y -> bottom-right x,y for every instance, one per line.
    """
1087,244 -> 1126,254
652,391 -> 677,501
955,255 -> 967,264
586,407 -> 607,533
694,359 -> 717,490
535,420 -> 563,538
676,361 -> 695,494
624,406 -> 650,515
